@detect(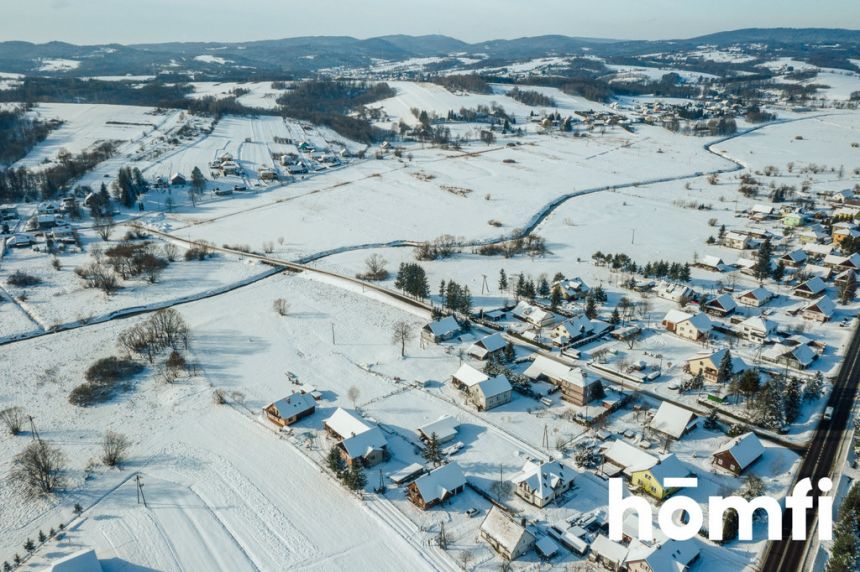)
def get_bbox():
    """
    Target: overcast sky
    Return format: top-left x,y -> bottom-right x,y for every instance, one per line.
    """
4,0 -> 859,45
